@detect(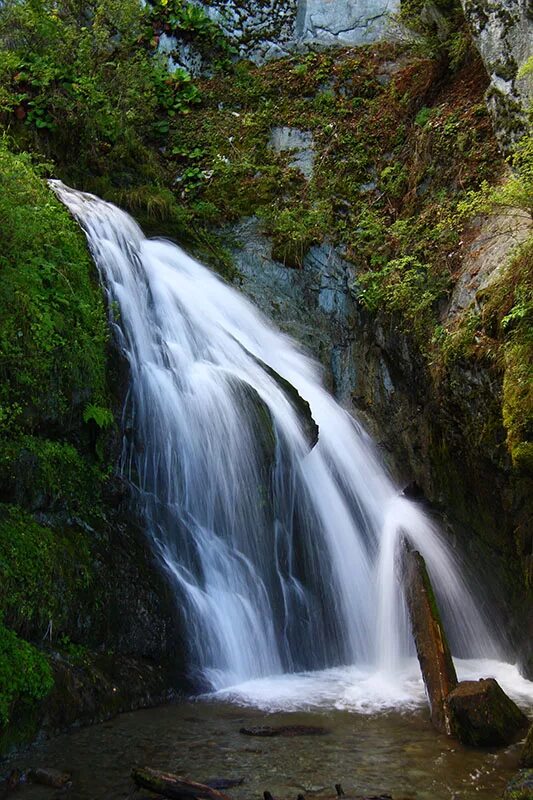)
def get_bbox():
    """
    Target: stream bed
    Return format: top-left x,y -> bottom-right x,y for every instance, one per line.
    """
5,659 -> 533,800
